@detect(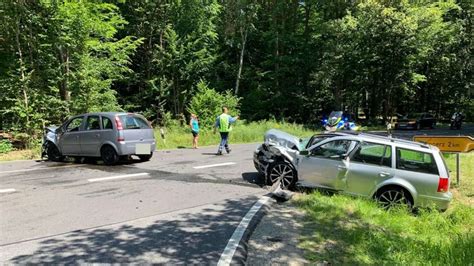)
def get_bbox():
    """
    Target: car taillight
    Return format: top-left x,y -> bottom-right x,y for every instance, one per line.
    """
437,177 -> 449,193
